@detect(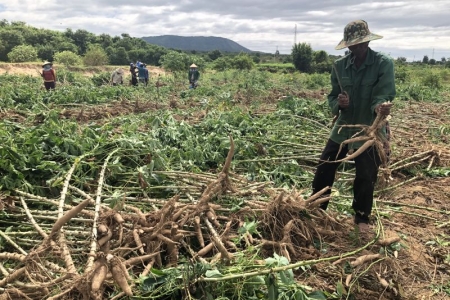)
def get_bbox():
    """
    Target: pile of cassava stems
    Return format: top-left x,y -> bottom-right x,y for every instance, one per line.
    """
1,108 -> 448,300
0,136 -> 336,300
